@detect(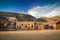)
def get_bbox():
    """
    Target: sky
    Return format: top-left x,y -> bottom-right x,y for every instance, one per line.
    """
0,0 -> 60,18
